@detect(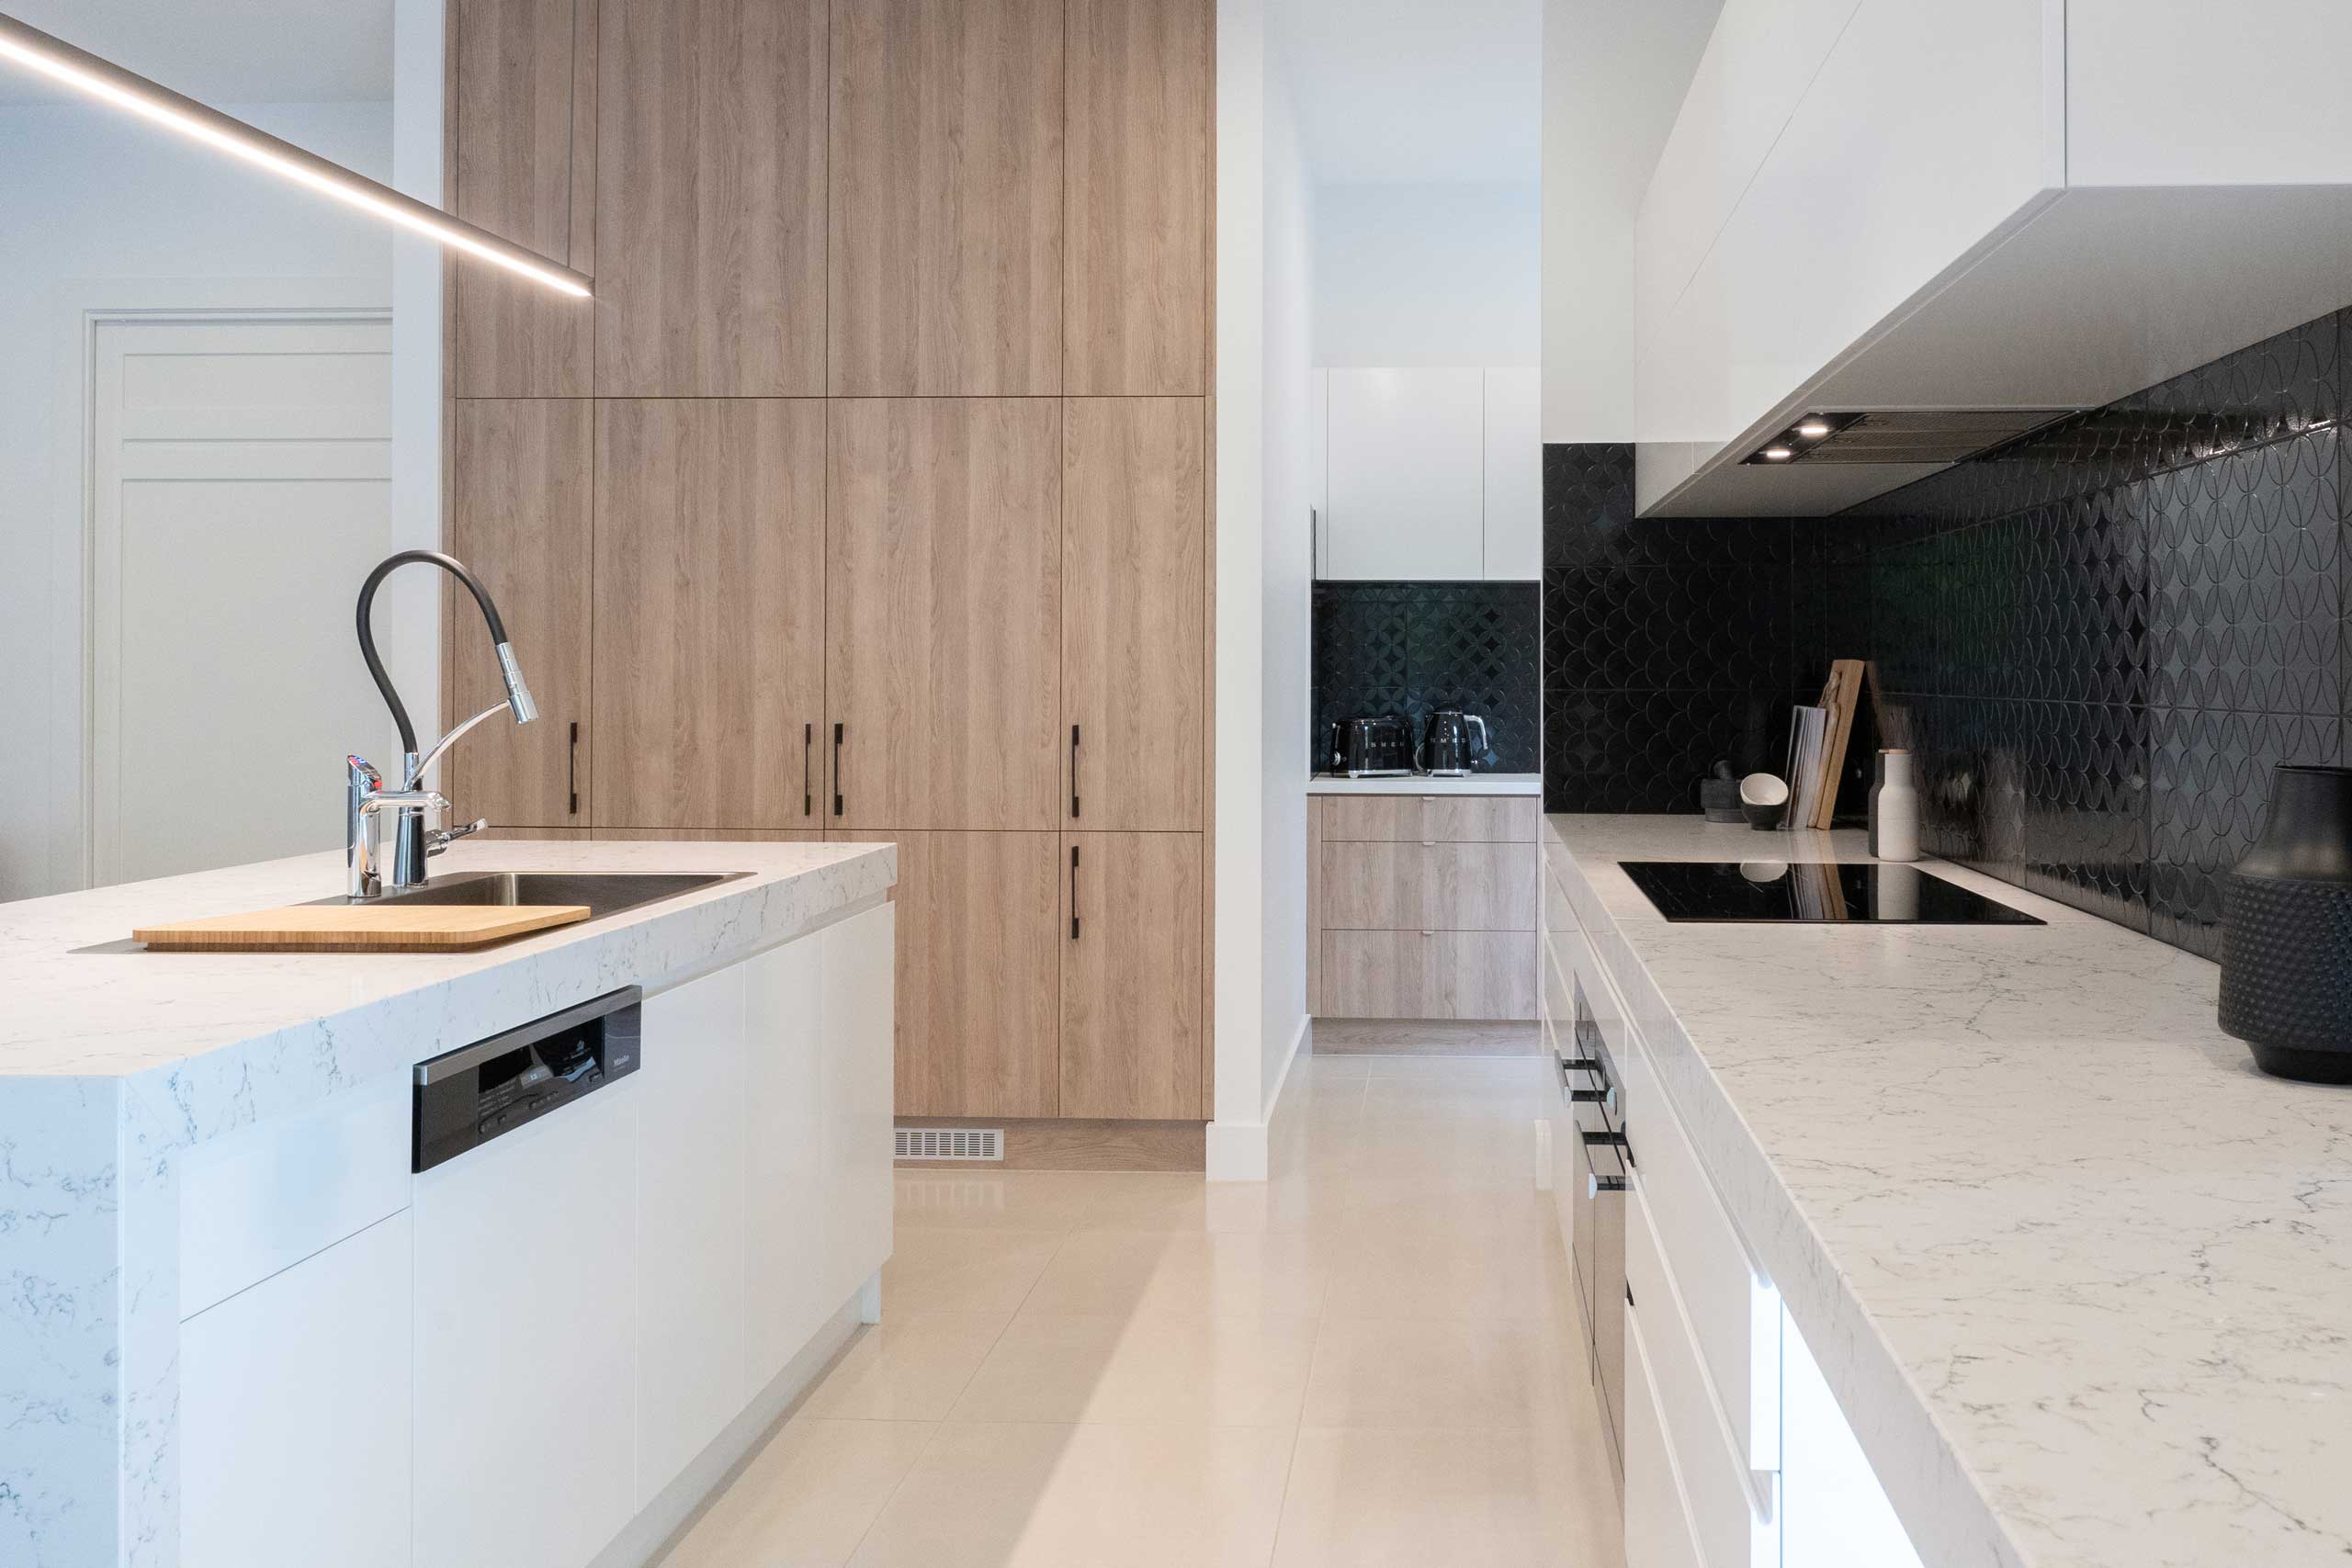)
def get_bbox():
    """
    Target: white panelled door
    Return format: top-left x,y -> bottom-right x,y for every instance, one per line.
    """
89,313 -> 396,886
